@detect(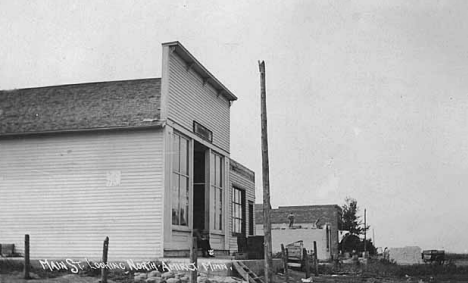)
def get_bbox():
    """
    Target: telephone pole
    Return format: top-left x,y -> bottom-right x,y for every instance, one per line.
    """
259,60 -> 272,283
364,208 -> 367,257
